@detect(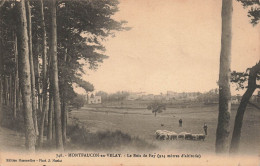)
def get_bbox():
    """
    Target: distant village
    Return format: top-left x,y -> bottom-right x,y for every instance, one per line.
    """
126,91 -> 200,101
85,89 -> 260,105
